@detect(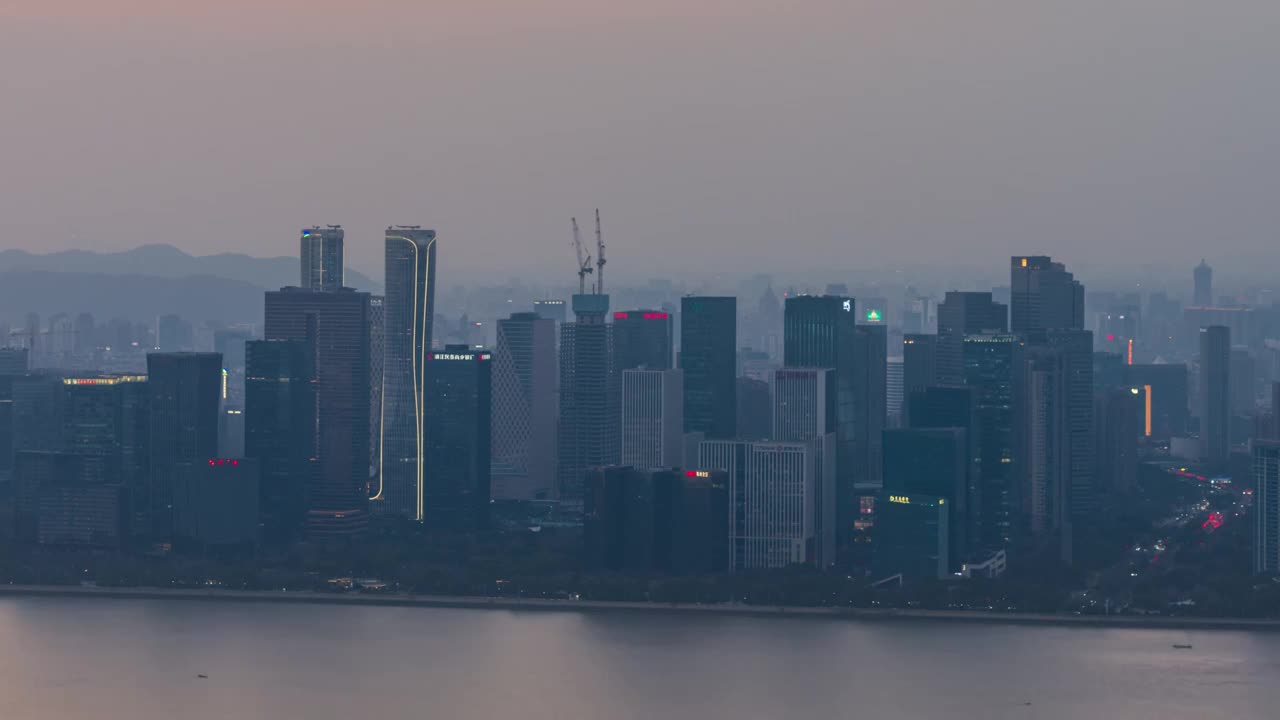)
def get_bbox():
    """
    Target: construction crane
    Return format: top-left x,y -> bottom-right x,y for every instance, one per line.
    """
594,209 -> 606,294
571,217 -> 593,295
